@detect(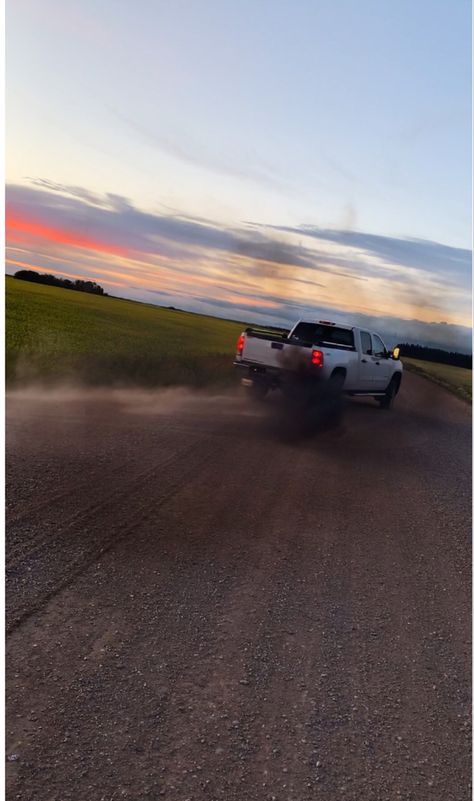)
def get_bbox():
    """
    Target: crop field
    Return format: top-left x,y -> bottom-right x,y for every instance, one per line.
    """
5,277 -> 247,387
403,357 -> 472,402
7,277 -> 472,399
